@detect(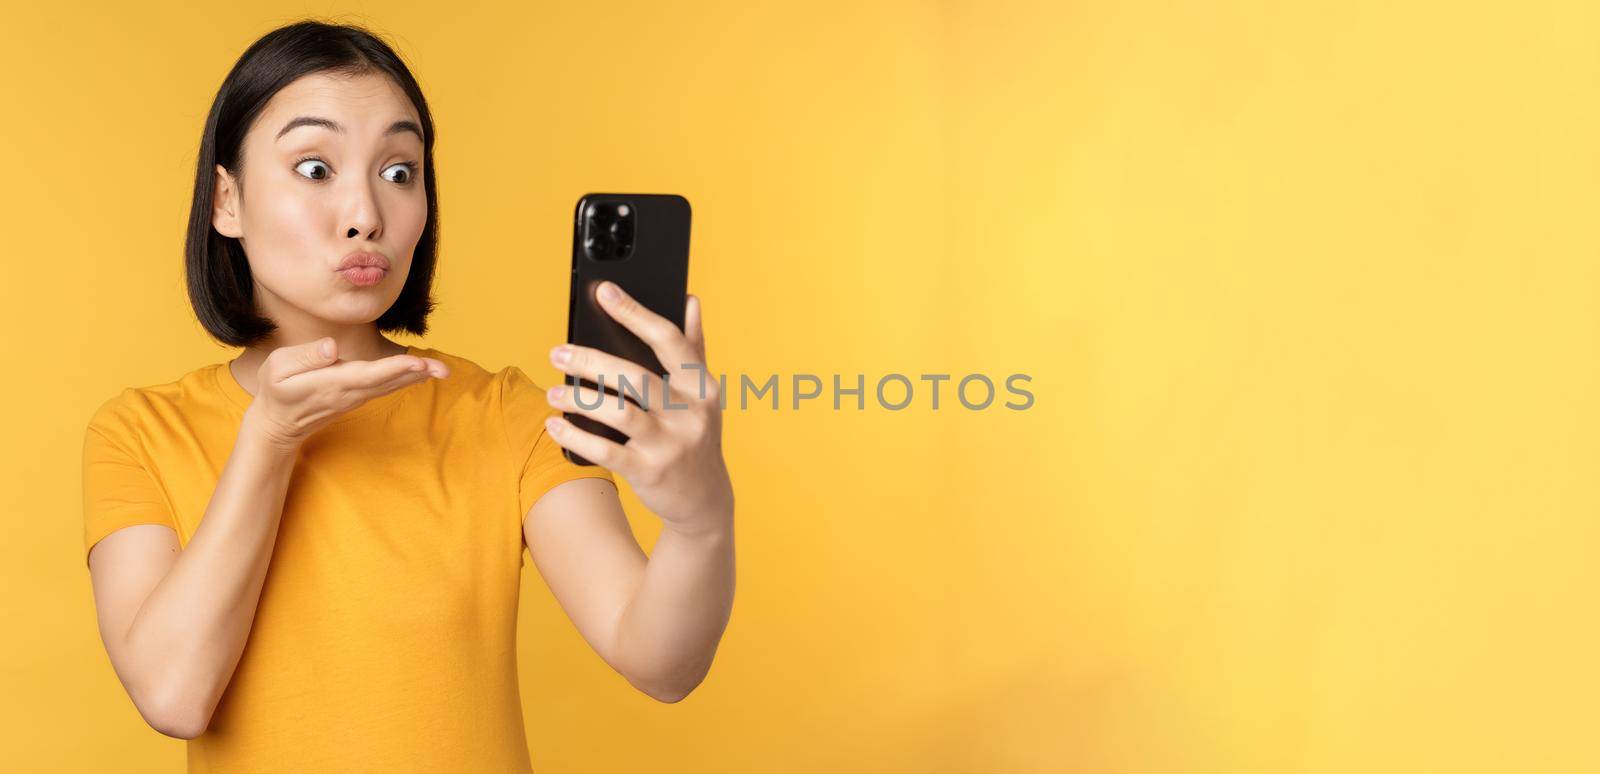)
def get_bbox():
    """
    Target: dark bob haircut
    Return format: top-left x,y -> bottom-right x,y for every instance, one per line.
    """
185,20 -> 439,347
